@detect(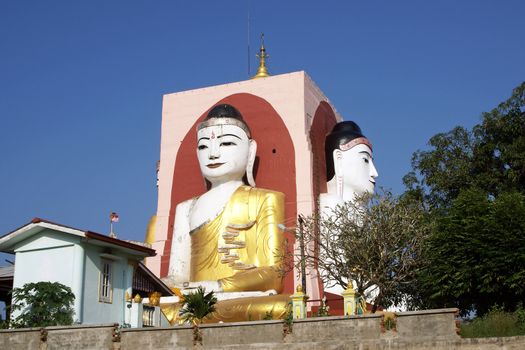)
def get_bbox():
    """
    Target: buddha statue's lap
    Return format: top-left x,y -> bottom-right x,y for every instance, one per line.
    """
163,104 -> 290,324
162,294 -> 290,324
